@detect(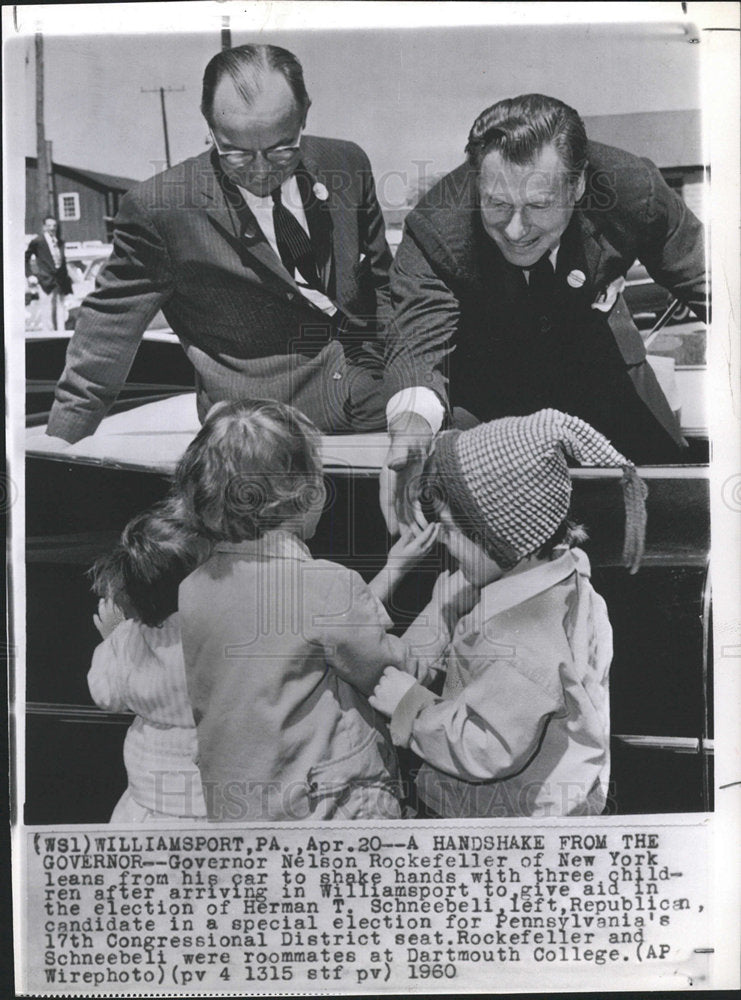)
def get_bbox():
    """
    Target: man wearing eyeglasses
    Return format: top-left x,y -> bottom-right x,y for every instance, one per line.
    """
46,44 -> 392,443
381,93 -> 707,530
